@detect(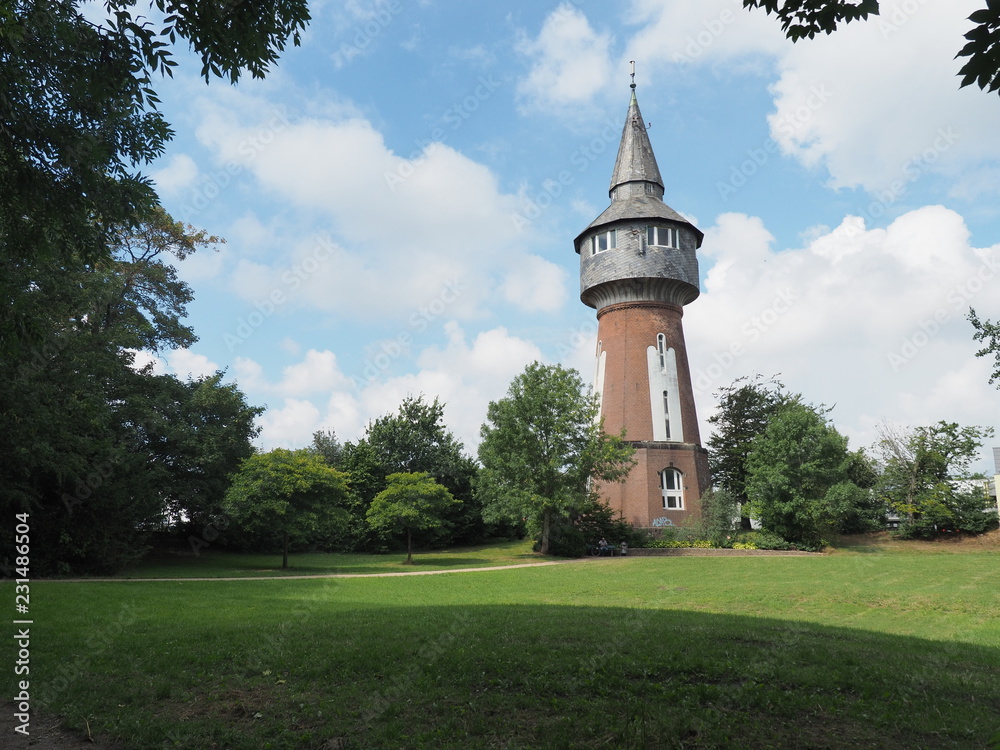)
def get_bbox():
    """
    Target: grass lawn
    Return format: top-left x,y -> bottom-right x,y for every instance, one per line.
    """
110,539 -> 551,579
5,541 -> 1000,749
